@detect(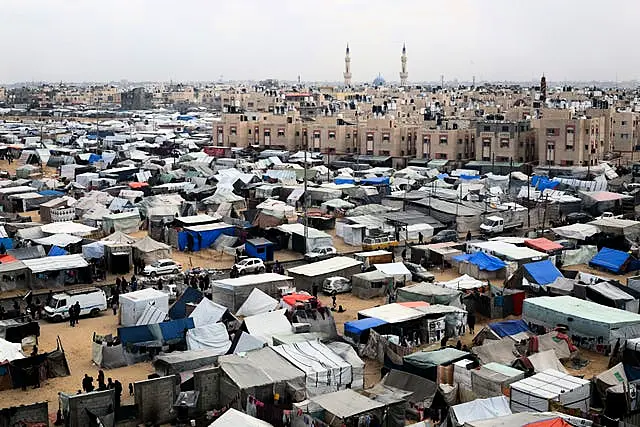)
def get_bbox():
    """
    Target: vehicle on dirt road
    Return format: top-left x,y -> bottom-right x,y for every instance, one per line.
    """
143,259 -> 182,277
44,287 -> 107,322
